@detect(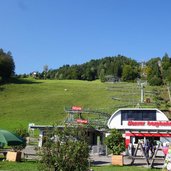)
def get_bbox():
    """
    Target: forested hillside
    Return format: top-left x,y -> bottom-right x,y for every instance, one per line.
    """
46,55 -> 139,81
28,54 -> 171,86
